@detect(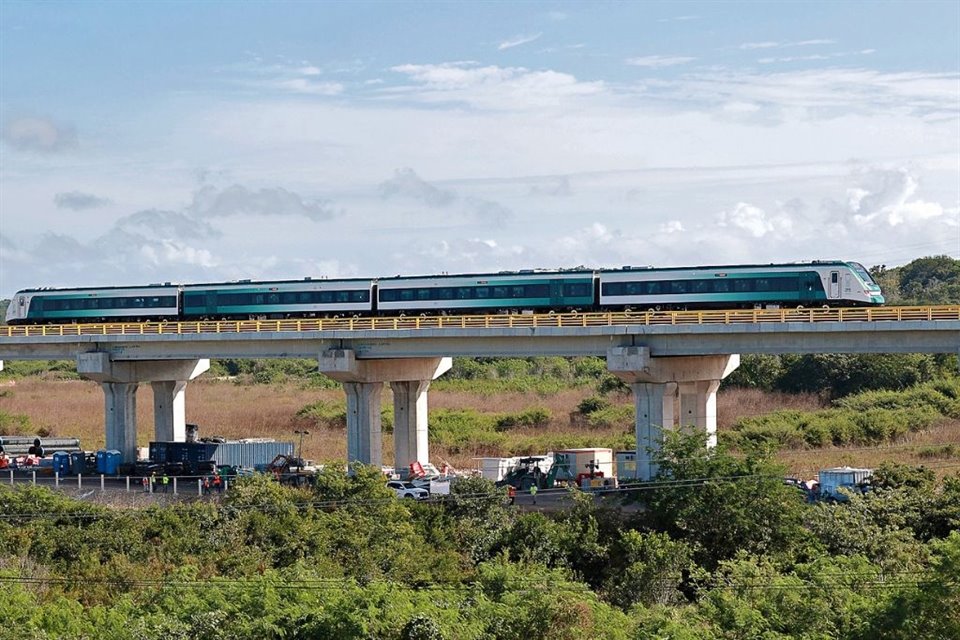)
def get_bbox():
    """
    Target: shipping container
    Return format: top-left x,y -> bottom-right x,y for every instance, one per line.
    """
149,441 -> 294,470
474,457 -> 522,482
818,467 -> 873,501
553,448 -> 614,482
